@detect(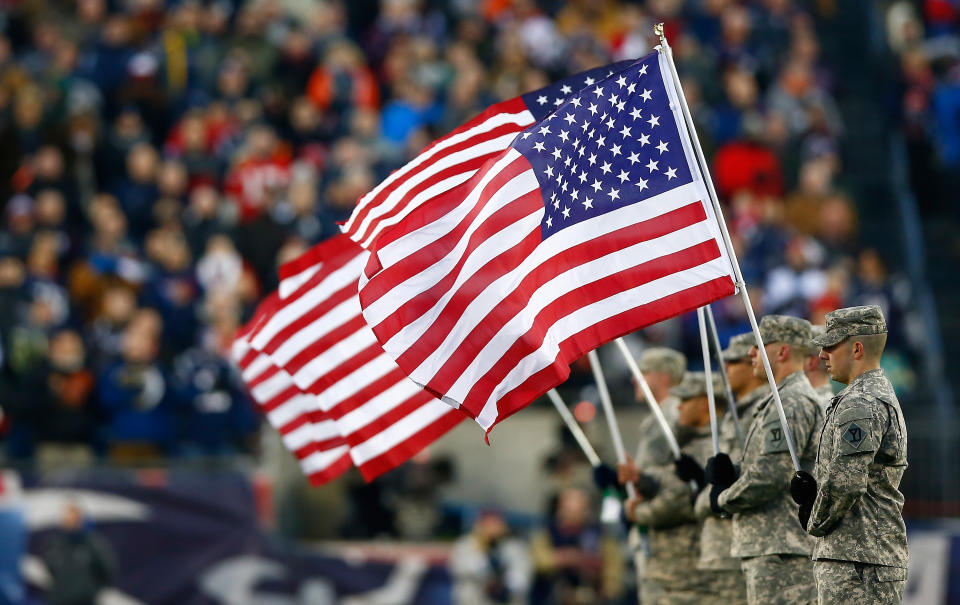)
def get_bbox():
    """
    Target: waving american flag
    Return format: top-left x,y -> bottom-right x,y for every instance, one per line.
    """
341,61 -> 633,250
357,50 -> 737,433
